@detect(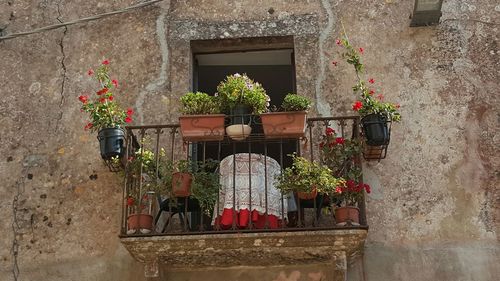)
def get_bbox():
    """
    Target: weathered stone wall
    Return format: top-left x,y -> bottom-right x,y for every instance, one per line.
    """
0,0 -> 497,280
